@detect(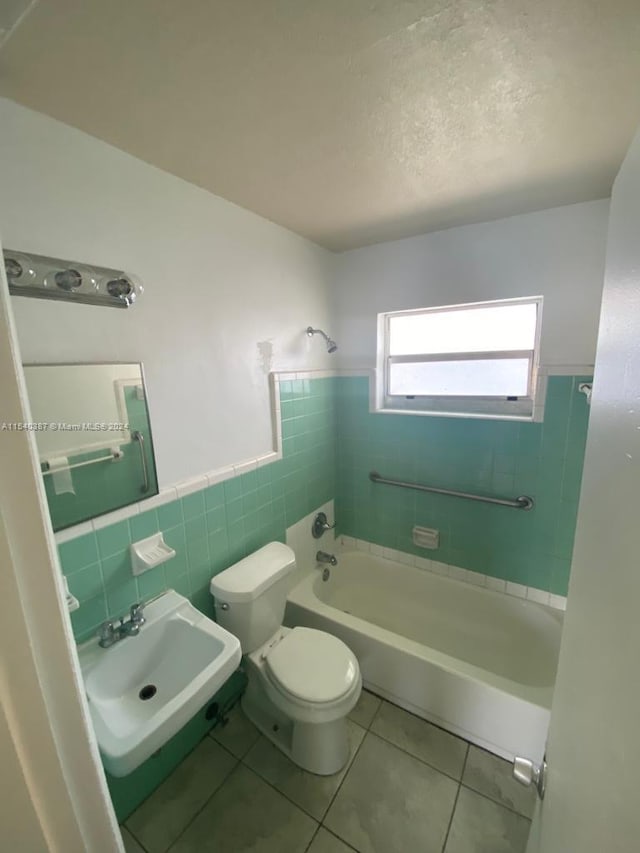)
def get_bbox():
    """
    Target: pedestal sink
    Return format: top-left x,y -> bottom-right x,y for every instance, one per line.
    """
78,589 -> 241,777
